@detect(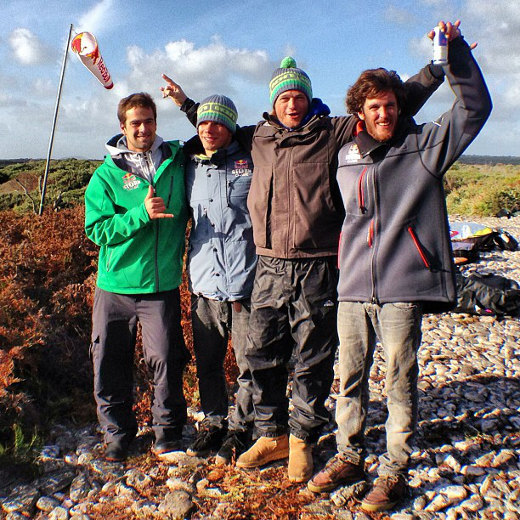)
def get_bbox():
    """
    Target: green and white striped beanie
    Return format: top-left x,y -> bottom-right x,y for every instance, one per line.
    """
269,57 -> 313,106
196,95 -> 238,134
